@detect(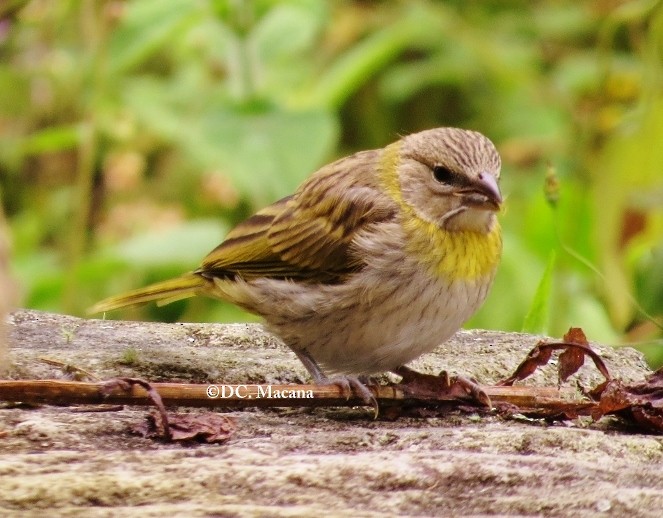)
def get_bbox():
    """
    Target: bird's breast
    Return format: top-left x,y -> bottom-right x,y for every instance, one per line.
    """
293,249 -> 496,375
402,217 -> 502,282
